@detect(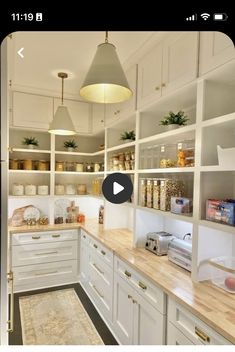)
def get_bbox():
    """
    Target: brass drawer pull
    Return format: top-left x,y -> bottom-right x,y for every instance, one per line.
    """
195,326 -> 210,343
125,270 -> 131,278
93,244 -> 98,249
7,271 -> 14,333
32,235 -> 40,240
162,83 -> 166,87
155,86 -> 160,90
139,281 -> 147,290
128,294 -> 132,299
93,263 -> 104,275
35,251 -> 58,256
132,299 -> 138,304
52,234 -> 61,238
83,235 -> 86,239
93,285 -> 104,298
101,250 -> 106,255
35,270 -> 58,276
